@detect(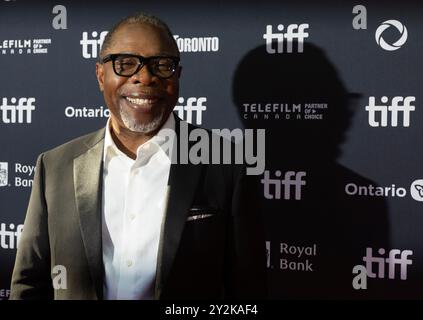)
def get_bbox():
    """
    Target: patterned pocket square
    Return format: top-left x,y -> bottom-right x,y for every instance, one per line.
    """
186,213 -> 214,221
186,206 -> 218,221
